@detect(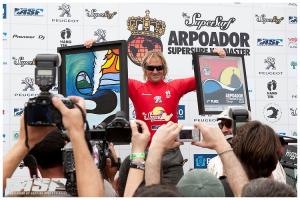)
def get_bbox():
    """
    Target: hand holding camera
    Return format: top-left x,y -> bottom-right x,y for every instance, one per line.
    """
52,96 -> 86,139
18,115 -> 56,149
150,122 -> 183,152
192,122 -> 231,153
130,120 -> 150,154
177,126 -> 201,142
